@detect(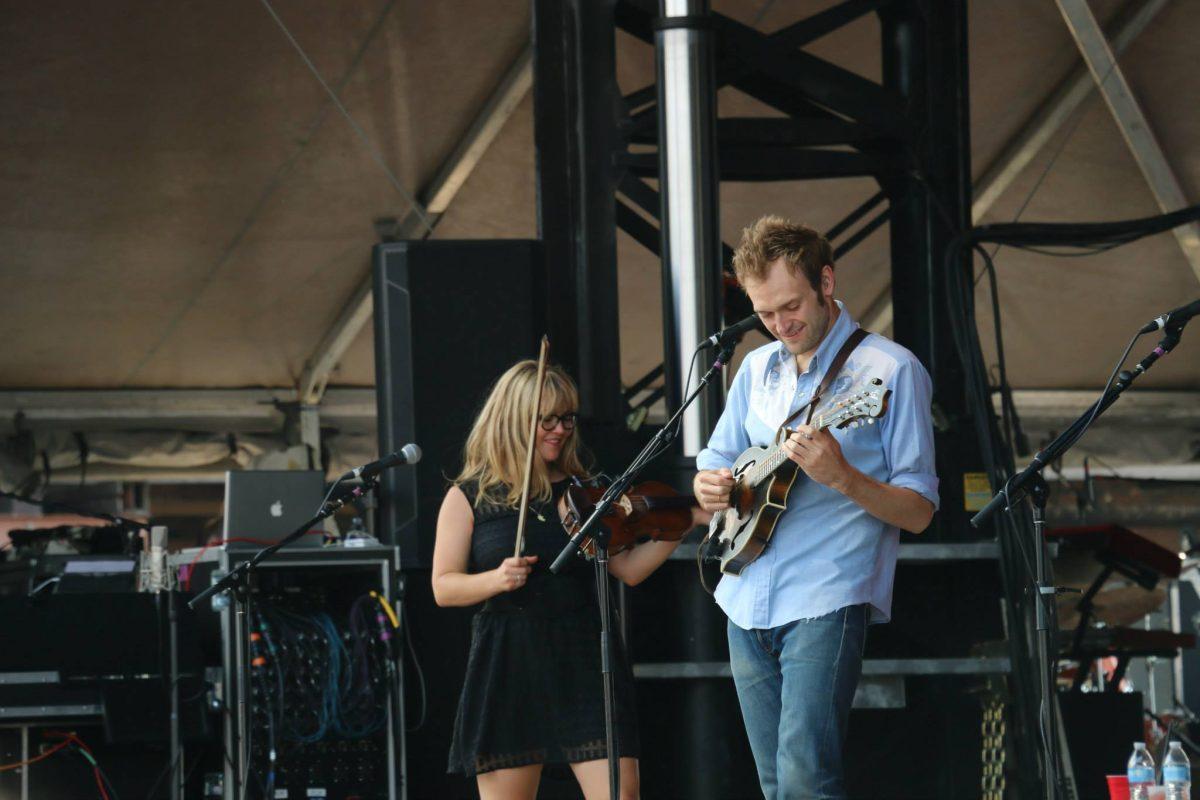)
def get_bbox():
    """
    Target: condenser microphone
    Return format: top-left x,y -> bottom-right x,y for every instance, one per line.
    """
341,443 -> 422,481
1139,298 -> 1200,334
